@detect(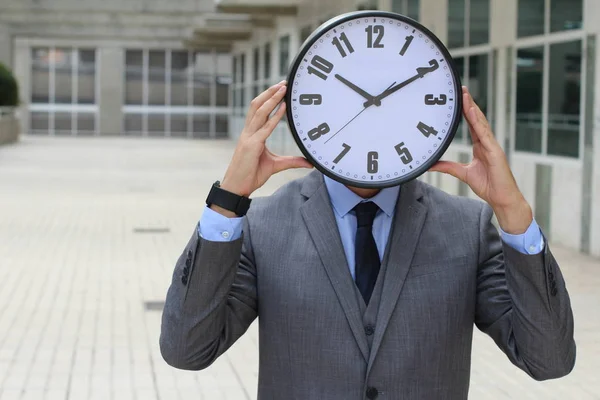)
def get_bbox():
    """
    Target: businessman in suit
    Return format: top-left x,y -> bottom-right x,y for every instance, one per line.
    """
160,82 -> 575,399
